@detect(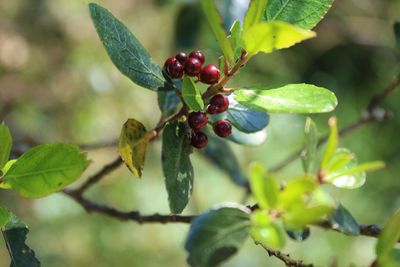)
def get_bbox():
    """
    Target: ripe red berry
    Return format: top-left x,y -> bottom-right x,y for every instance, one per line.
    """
167,60 -> 184,79
206,104 -> 219,114
209,94 -> 229,113
175,52 -> 188,64
188,112 -> 208,130
200,64 -> 220,84
191,132 -> 208,149
189,50 -> 205,64
213,119 -> 232,137
184,57 -> 202,77
164,56 -> 176,68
